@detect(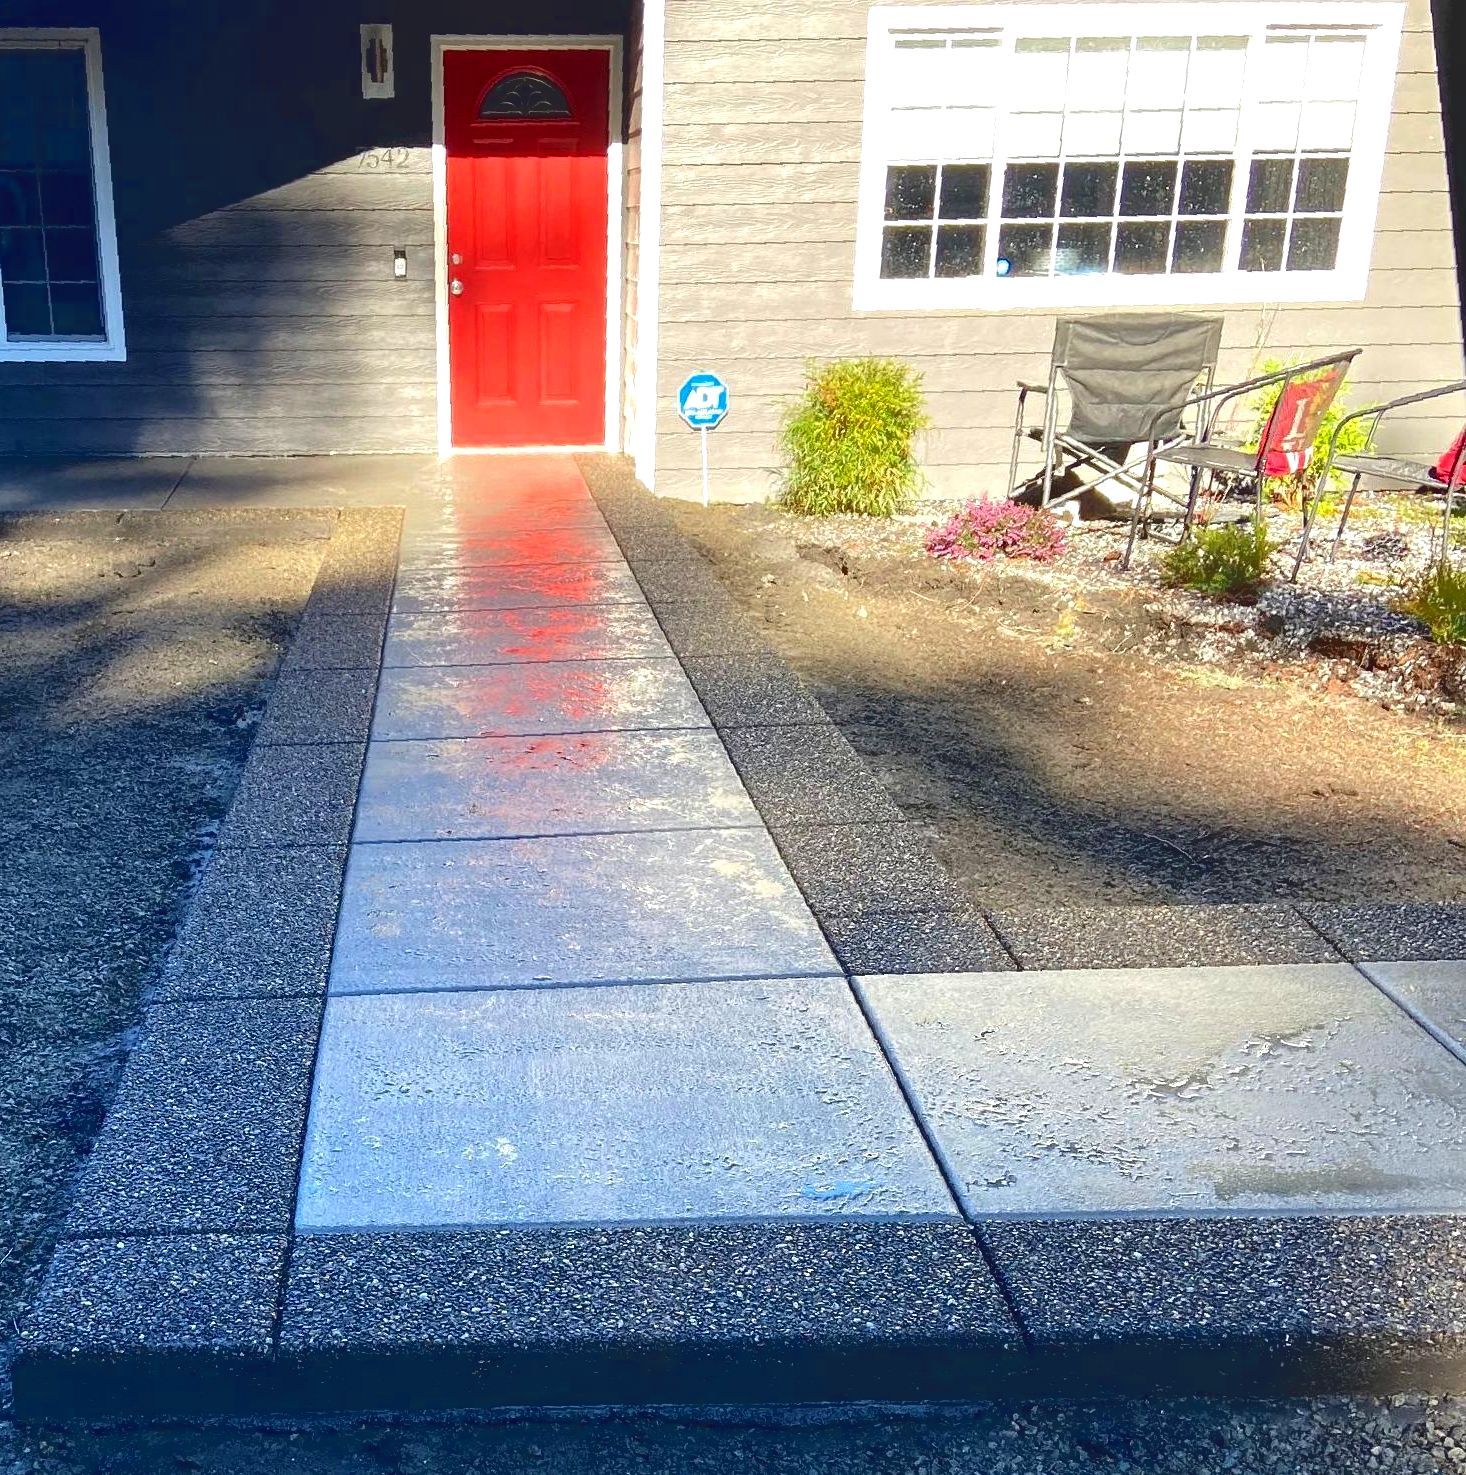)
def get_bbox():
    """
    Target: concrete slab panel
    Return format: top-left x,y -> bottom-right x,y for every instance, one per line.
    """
395,524 -> 624,568
0,455 -> 189,510
722,726 -> 906,826
383,605 -> 671,668
328,829 -> 837,993
1303,903 -> 1466,962
282,612 -> 388,672
13,1232 -> 291,1419
628,557 -> 729,605
297,978 -> 956,1229
355,730 -> 757,843
169,455 -> 432,508
283,1221 -> 1016,1354
654,598 -> 771,656
217,742 -> 365,848
155,845 -> 346,1001
774,823 -> 965,918
988,905 -> 1341,970
399,503 -> 606,539
822,907 -> 1016,975
1361,960 -> 1466,1059
860,964 -> 1466,1216
982,1215 -> 1466,1392
67,999 -> 320,1234
372,658 -> 709,740
257,669 -> 378,746
683,653 -> 830,729
391,560 -> 646,614
306,510 -> 402,615
19,1233 -> 286,1360
418,453 -> 594,513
